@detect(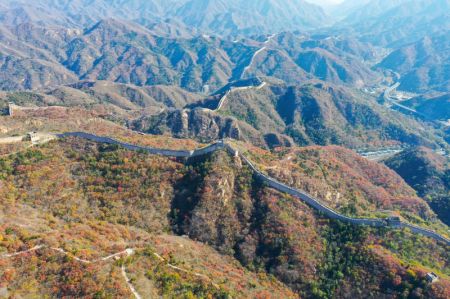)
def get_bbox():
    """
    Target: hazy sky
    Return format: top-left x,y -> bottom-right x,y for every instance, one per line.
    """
308,0 -> 344,6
